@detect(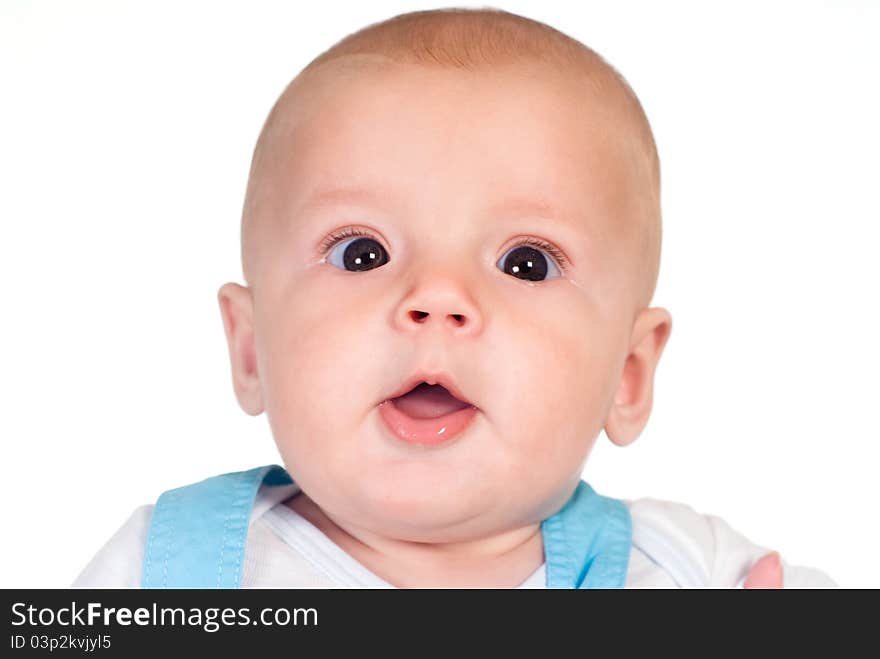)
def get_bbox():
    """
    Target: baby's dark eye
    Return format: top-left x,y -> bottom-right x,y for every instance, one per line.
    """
325,236 -> 389,272
322,228 -> 565,281
496,243 -> 563,282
